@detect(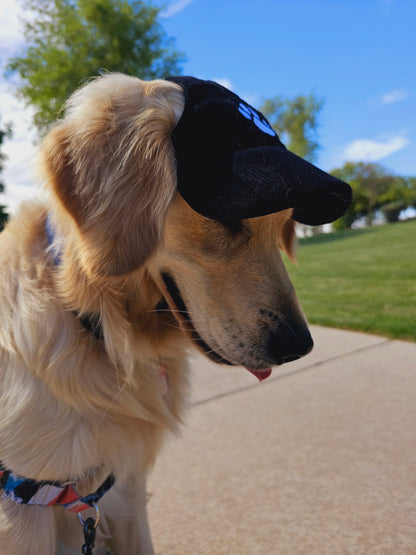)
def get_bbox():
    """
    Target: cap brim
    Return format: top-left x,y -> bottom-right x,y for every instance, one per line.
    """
220,146 -> 351,225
